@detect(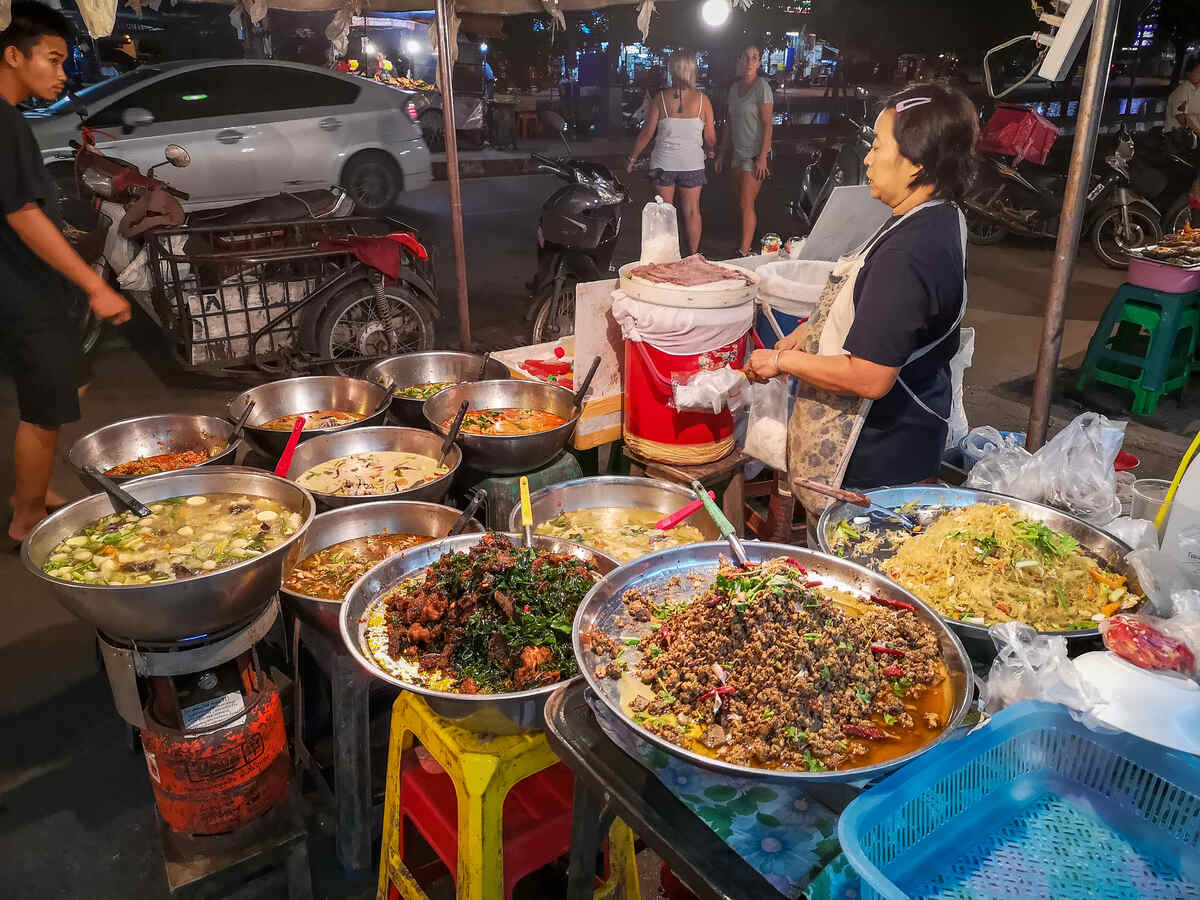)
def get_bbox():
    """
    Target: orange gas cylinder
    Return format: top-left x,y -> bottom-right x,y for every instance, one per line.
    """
141,688 -> 290,835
